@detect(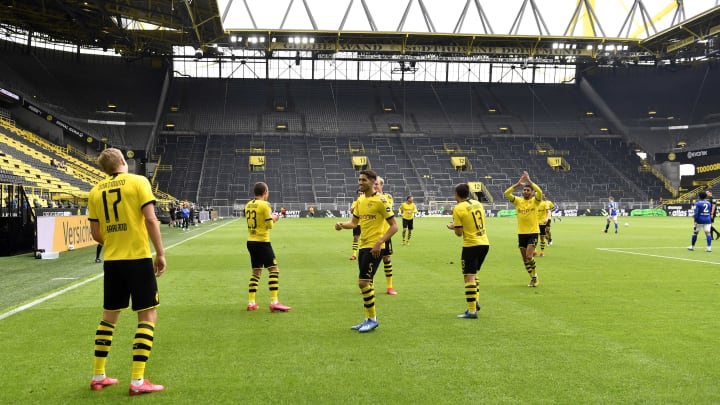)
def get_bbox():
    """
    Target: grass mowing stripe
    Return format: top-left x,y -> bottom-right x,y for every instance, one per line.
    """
0,218 -> 239,322
597,247 -> 720,264
161,218 -> 239,251
1,216 -> 719,403
0,273 -> 103,321
488,292 -> 694,380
